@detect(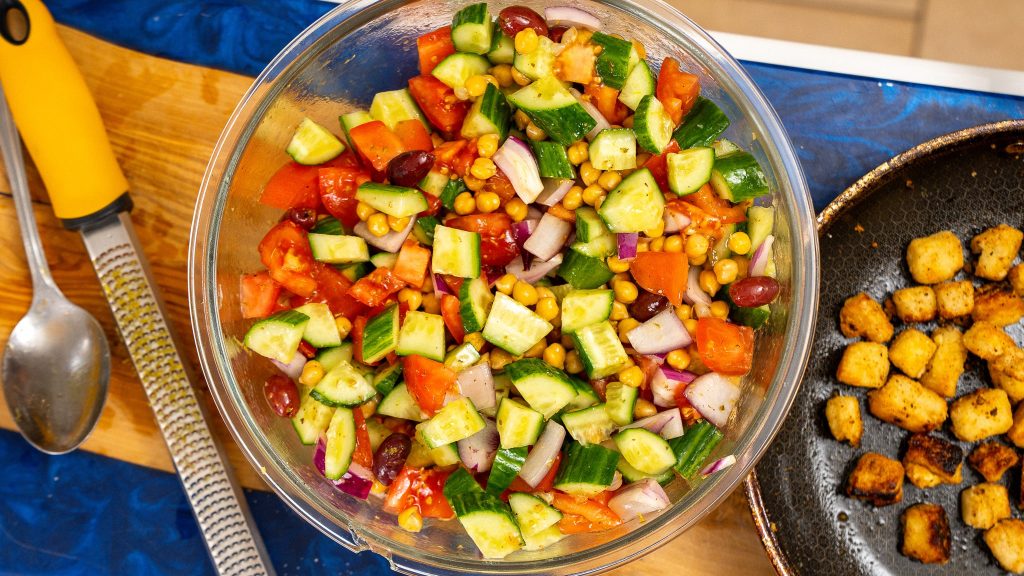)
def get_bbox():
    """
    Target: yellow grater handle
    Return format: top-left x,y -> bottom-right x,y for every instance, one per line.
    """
0,0 -> 128,223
